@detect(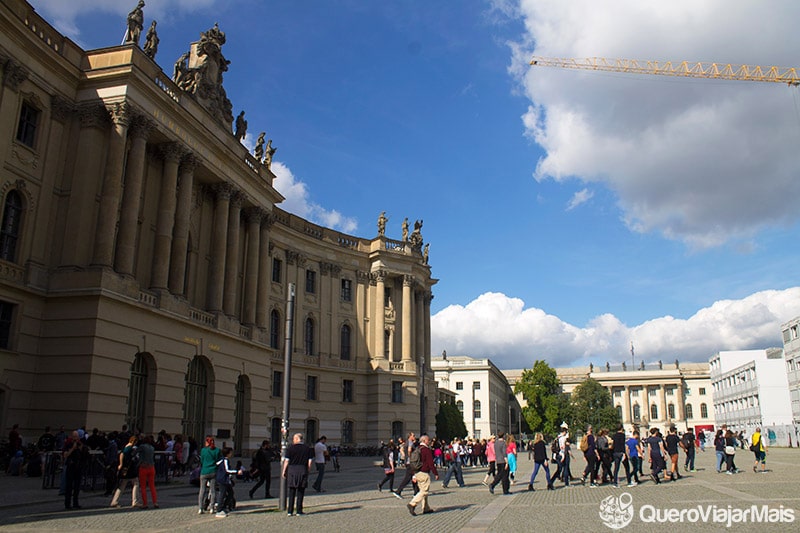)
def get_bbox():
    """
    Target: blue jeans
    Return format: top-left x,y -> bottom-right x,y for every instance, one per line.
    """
312,462 -> 325,491
529,461 -> 551,486
716,451 -> 725,472
442,461 -> 464,487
